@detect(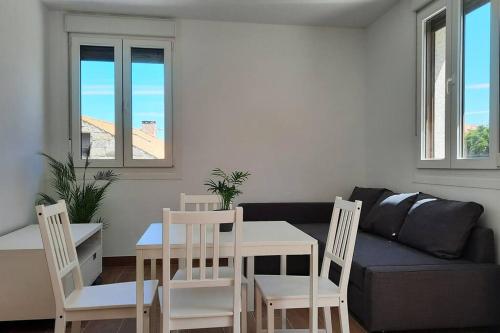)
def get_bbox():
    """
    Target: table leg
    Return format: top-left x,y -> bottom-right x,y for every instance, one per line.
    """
256,286 -> 263,333
136,250 -> 145,333
246,256 -> 255,311
151,259 -> 157,279
280,255 -> 287,329
309,243 -> 318,333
